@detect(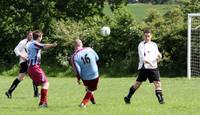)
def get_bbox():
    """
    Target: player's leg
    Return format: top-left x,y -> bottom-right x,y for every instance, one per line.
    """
124,81 -> 142,104
37,68 -> 49,108
5,61 -> 28,98
150,69 -> 164,104
89,77 -> 99,104
153,81 -> 164,104
28,65 -> 49,108
80,78 -> 99,107
33,81 -> 39,97
90,92 -> 96,104
85,88 -> 96,104
80,89 -> 93,108
39,82 -> 49,108
5,73 -> 26,98
124,69 -> 146,104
